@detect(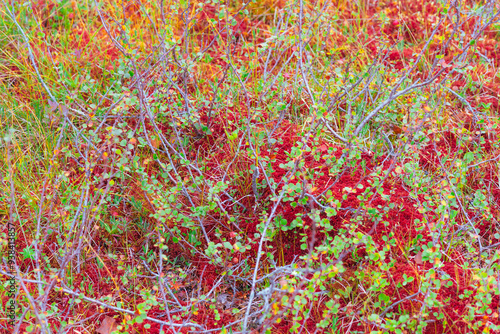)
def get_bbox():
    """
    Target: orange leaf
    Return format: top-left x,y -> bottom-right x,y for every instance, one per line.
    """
415,252 -> 423,265
96,316 -> 118,334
